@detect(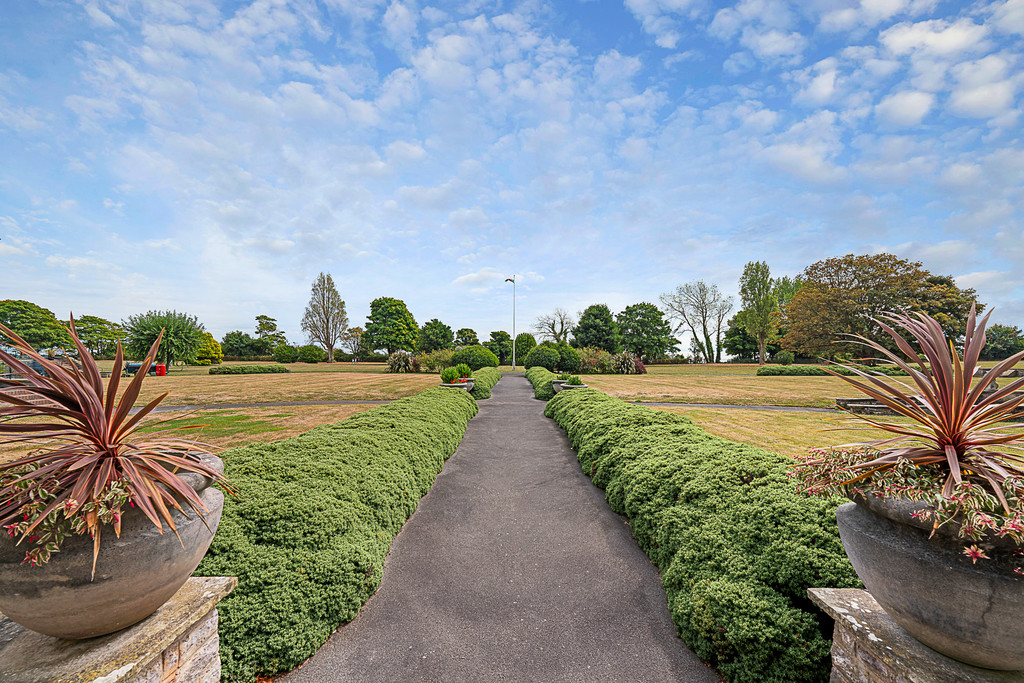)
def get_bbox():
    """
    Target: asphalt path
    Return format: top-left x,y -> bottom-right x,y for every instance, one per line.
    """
282,373 -> 720,683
